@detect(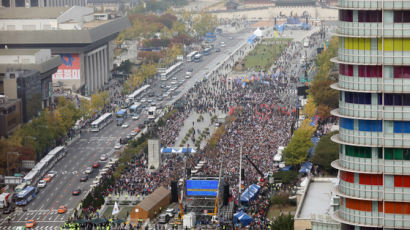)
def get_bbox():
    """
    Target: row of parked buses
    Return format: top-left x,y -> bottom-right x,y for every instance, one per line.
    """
1,146 -> 68,208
